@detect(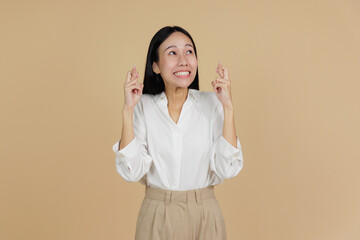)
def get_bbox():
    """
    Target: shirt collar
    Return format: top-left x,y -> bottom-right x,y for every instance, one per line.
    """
154,89 -> 199,104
